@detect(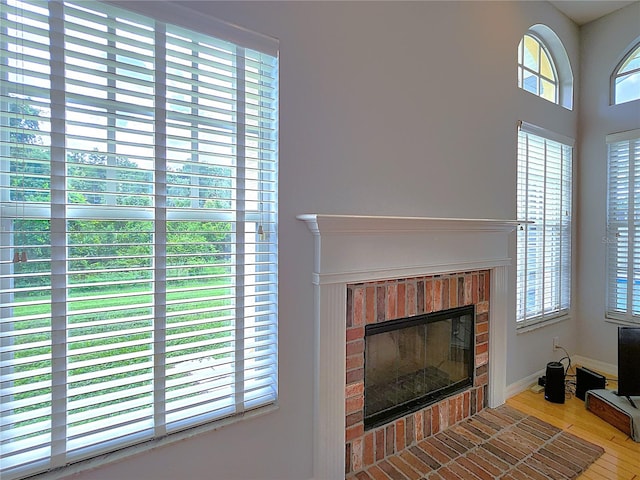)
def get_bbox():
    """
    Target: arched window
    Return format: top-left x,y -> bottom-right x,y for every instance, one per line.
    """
517,25 -> 573,110
612,42 -> 640,105
518,33 -> 558,103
